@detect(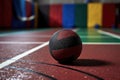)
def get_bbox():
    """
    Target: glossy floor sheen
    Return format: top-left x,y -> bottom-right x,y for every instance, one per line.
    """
0,28 -> 120,80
